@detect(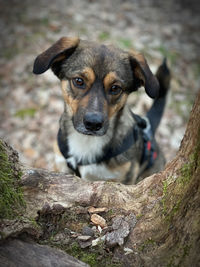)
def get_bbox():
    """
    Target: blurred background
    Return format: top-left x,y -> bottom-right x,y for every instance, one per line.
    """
0,0 -> 199,170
